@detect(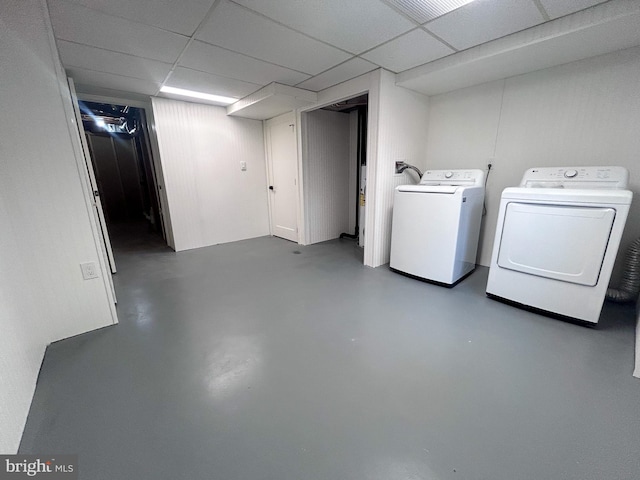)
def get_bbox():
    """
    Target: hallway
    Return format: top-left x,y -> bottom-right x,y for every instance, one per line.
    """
19,233 -> 640,480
